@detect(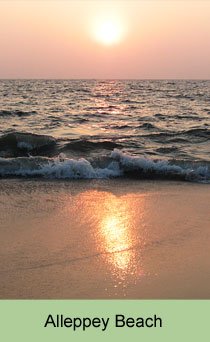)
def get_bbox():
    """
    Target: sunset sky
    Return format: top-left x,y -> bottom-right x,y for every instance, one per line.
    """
1,0 -> 210,79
